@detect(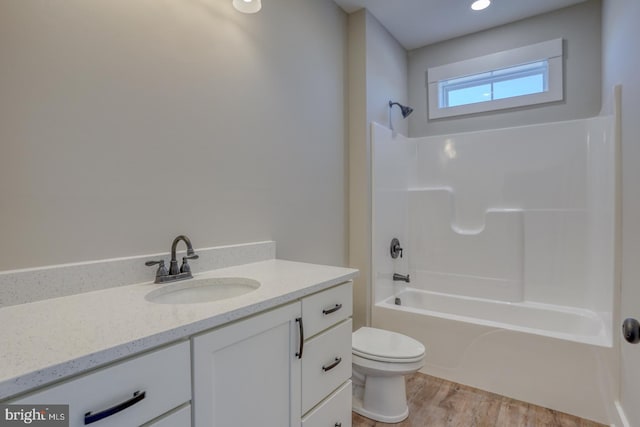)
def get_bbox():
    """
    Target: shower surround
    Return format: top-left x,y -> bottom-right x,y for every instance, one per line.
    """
370,112 -> 618,423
